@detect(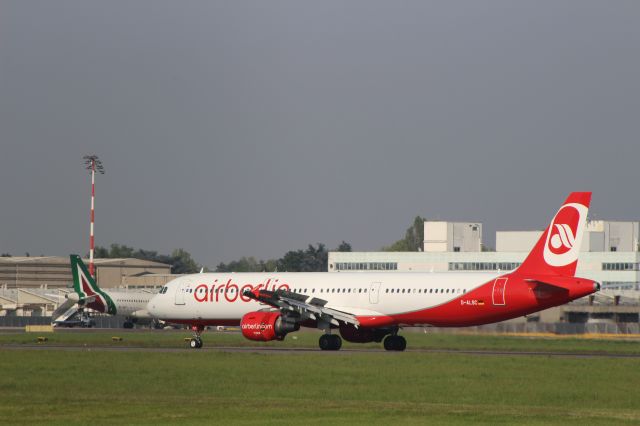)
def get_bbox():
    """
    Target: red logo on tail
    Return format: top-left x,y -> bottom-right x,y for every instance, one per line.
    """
547,206 -> 580,255
543,202 -> 588,268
